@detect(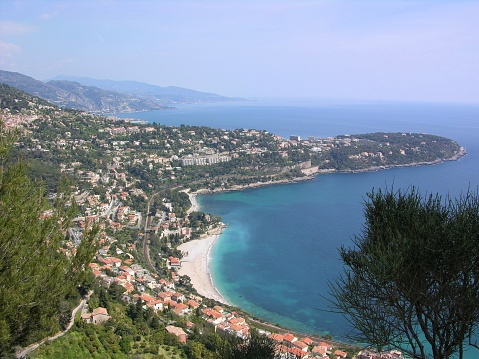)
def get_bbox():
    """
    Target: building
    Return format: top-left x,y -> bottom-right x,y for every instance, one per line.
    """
81,307 -> 111,324
165,325 -> 187,343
